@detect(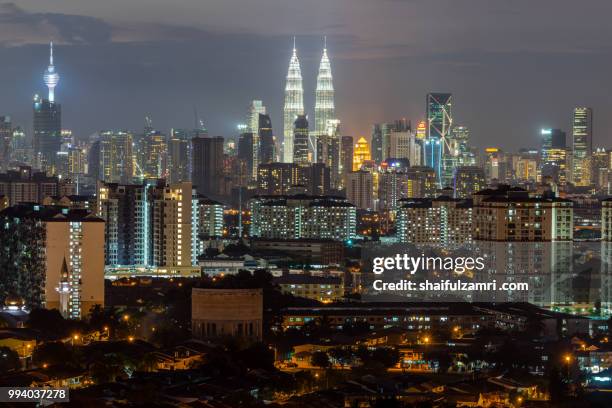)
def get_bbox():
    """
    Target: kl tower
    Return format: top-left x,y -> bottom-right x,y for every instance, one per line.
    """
43,42 -> 60,102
